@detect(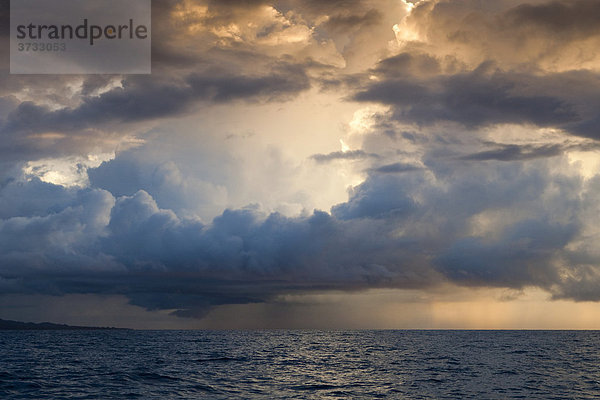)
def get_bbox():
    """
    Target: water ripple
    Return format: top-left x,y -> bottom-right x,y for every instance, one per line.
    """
2,330 -> 600,399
